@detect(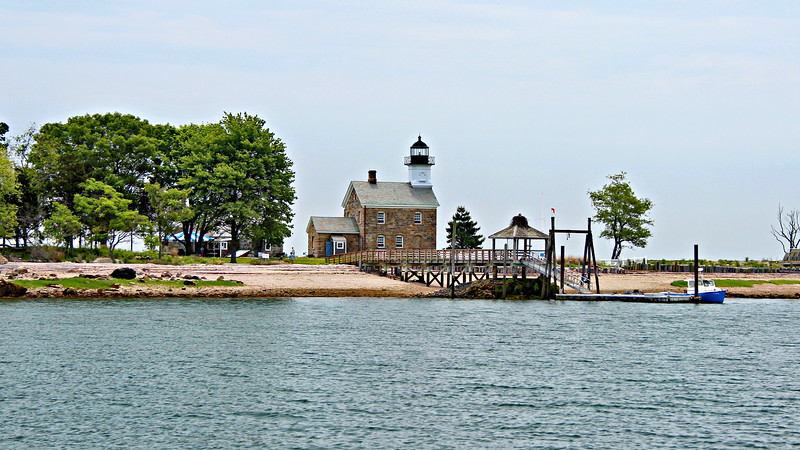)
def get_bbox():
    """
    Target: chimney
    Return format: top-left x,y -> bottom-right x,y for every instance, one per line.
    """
368,170 -> 377,184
